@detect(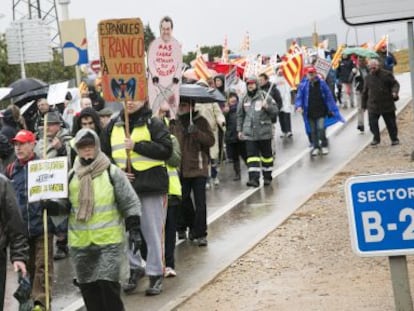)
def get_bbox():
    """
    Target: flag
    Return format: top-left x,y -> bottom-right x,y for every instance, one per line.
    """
280,52 -> 303,89
240,31 -> 250,53
330,44 -> 345,70
280,42 -> 304,89
194,55 -> 212,81
221,35 -> 229,63
374,35 -> 387,51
